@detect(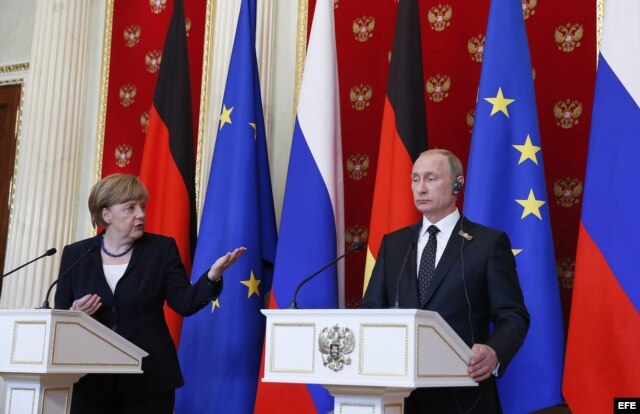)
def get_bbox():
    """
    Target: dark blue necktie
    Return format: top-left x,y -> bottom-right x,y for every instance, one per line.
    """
418,225 -> 439,303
